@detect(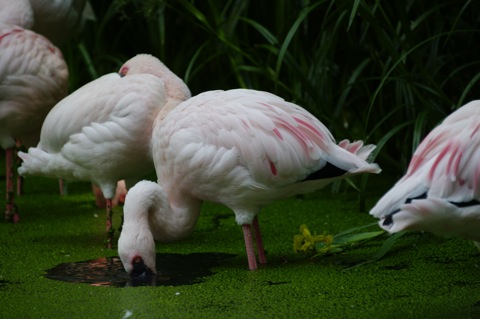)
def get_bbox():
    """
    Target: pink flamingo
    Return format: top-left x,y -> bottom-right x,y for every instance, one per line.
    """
0,23 -> 68,222
18,54 -> 191,248
118,89 -> 381,274
370,101 -> 480,246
